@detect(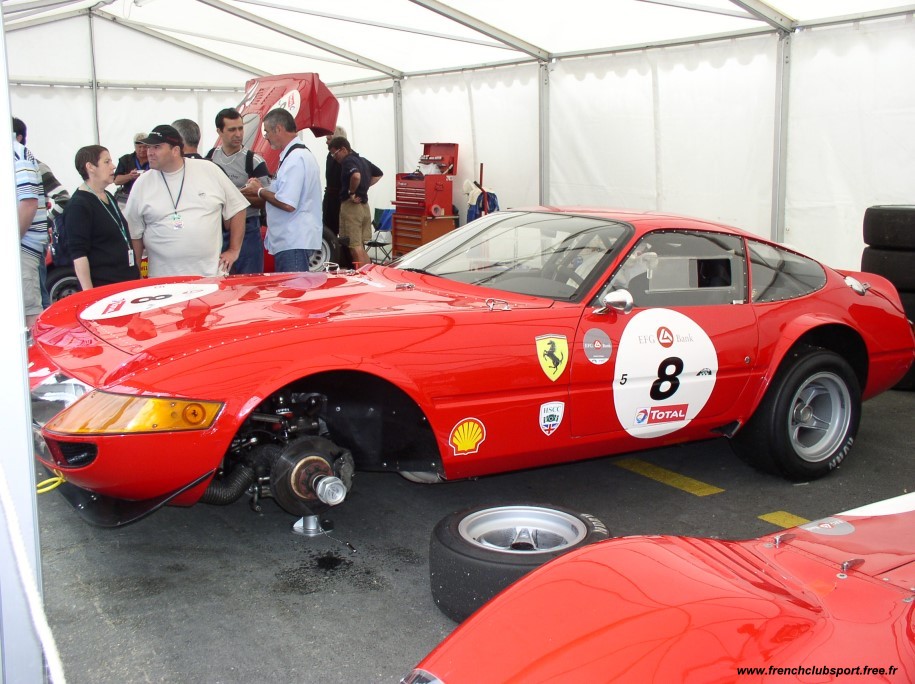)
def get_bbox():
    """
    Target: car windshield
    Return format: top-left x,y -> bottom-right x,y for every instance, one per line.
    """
395,211 -> 631,300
